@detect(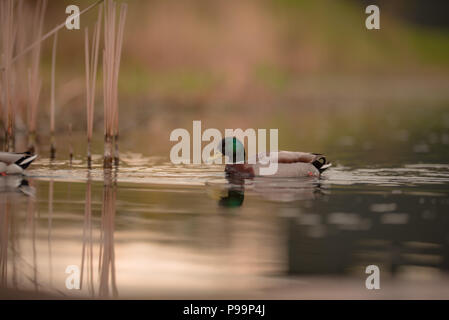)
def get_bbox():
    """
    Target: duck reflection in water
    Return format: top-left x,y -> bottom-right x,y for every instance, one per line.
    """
0,176 -> 35,198
210,173 -> 326,208
0,176 -> 36,293
218,176 -> 245,208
